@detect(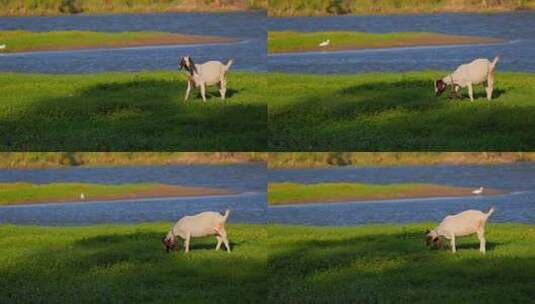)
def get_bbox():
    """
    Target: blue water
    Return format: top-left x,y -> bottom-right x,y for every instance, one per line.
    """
268,11 -> 535,73
0,164 -> 267,225
1,163 -> 533,226
0,11 -> 266,73
267,163 -> 535,225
